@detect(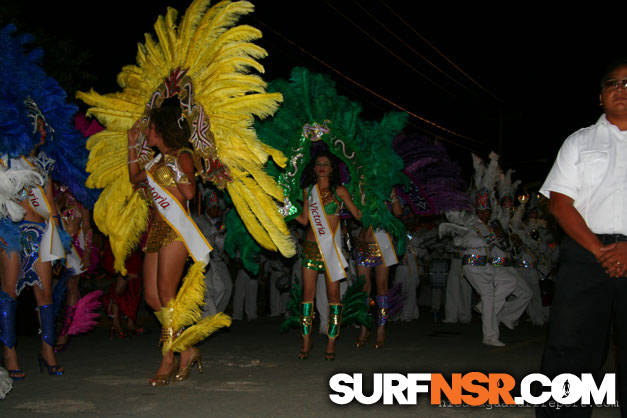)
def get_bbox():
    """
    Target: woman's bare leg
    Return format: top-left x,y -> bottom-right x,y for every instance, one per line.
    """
325,276 -> 341,355
155,241 -> 188,376
356,265 -> 372,343
143,252 -> 159,311
56,274 -> 80,347
112,275 -> 128,334
66,275 -> 80,306
299,267 -> 318,355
